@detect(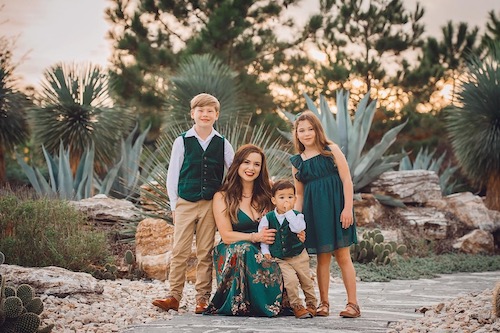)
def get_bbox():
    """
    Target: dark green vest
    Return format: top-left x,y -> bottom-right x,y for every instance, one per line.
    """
178,133 -> 225,202
267,210 -> 304,259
